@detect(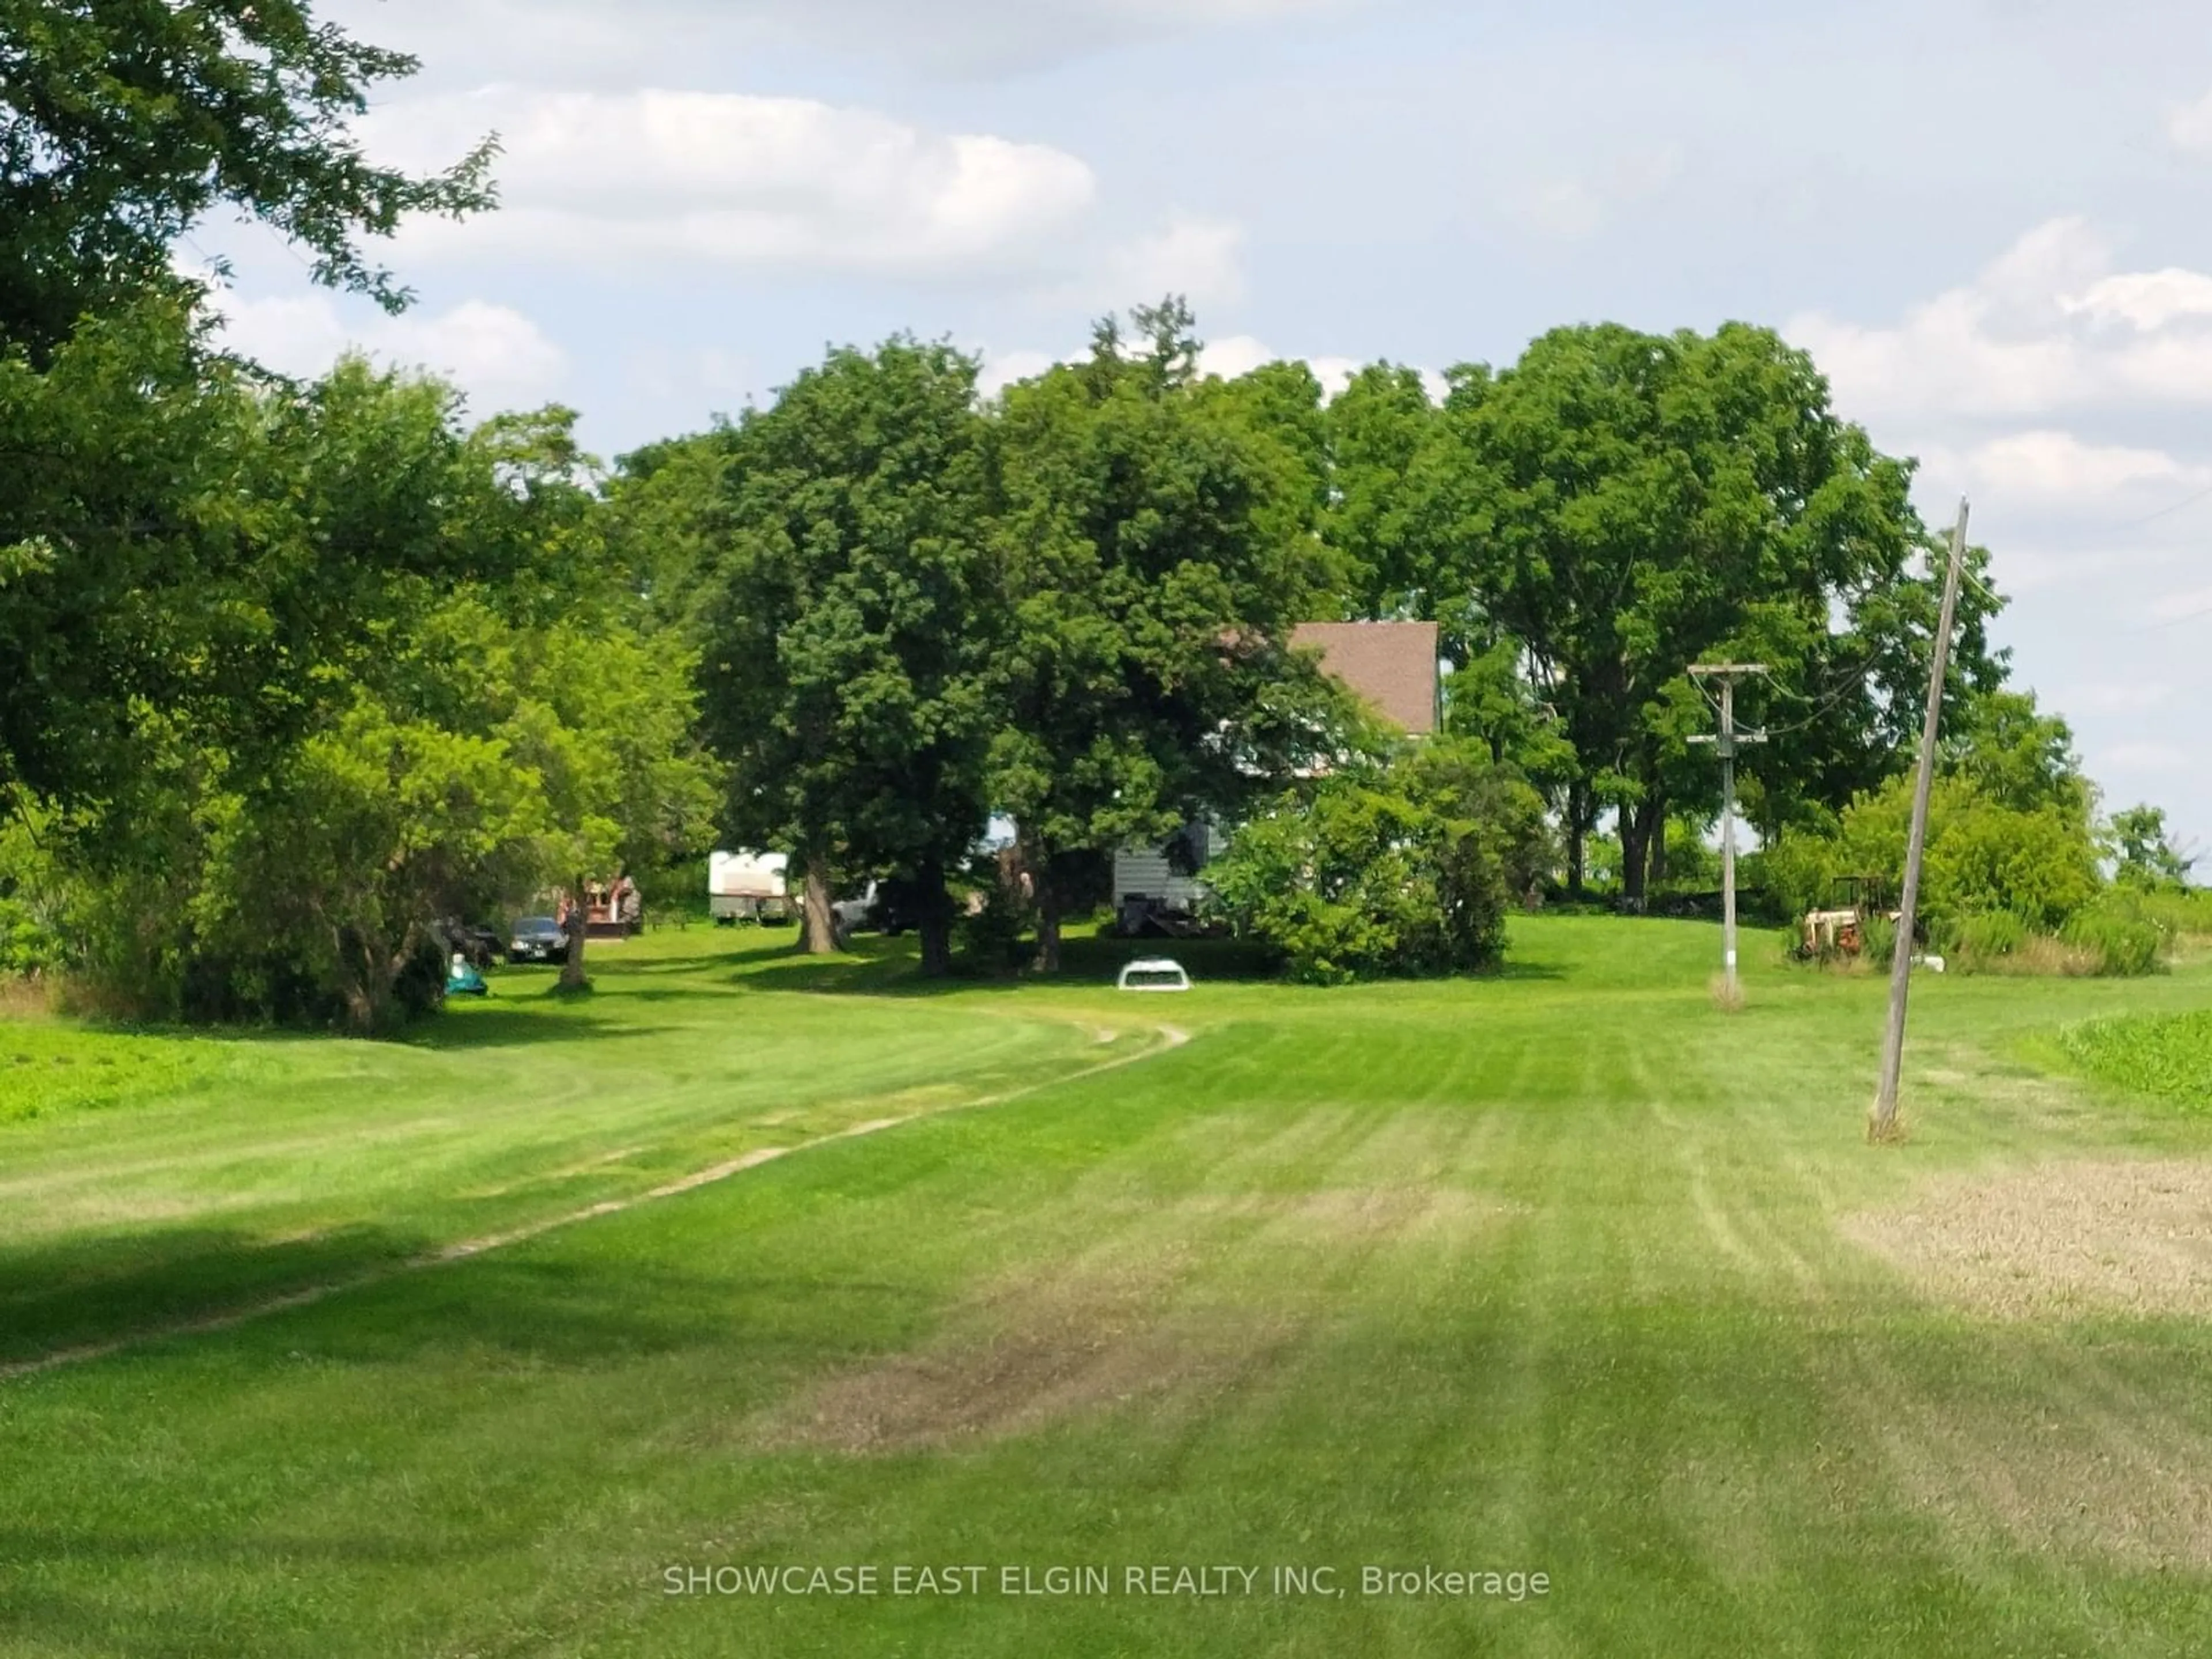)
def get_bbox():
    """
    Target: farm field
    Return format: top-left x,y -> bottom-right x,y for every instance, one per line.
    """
3,918 -> 2212,1657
